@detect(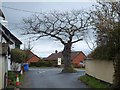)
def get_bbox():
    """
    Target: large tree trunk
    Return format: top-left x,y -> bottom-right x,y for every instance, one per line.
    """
62,43 -> 76,73
113,55 -> 120,88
